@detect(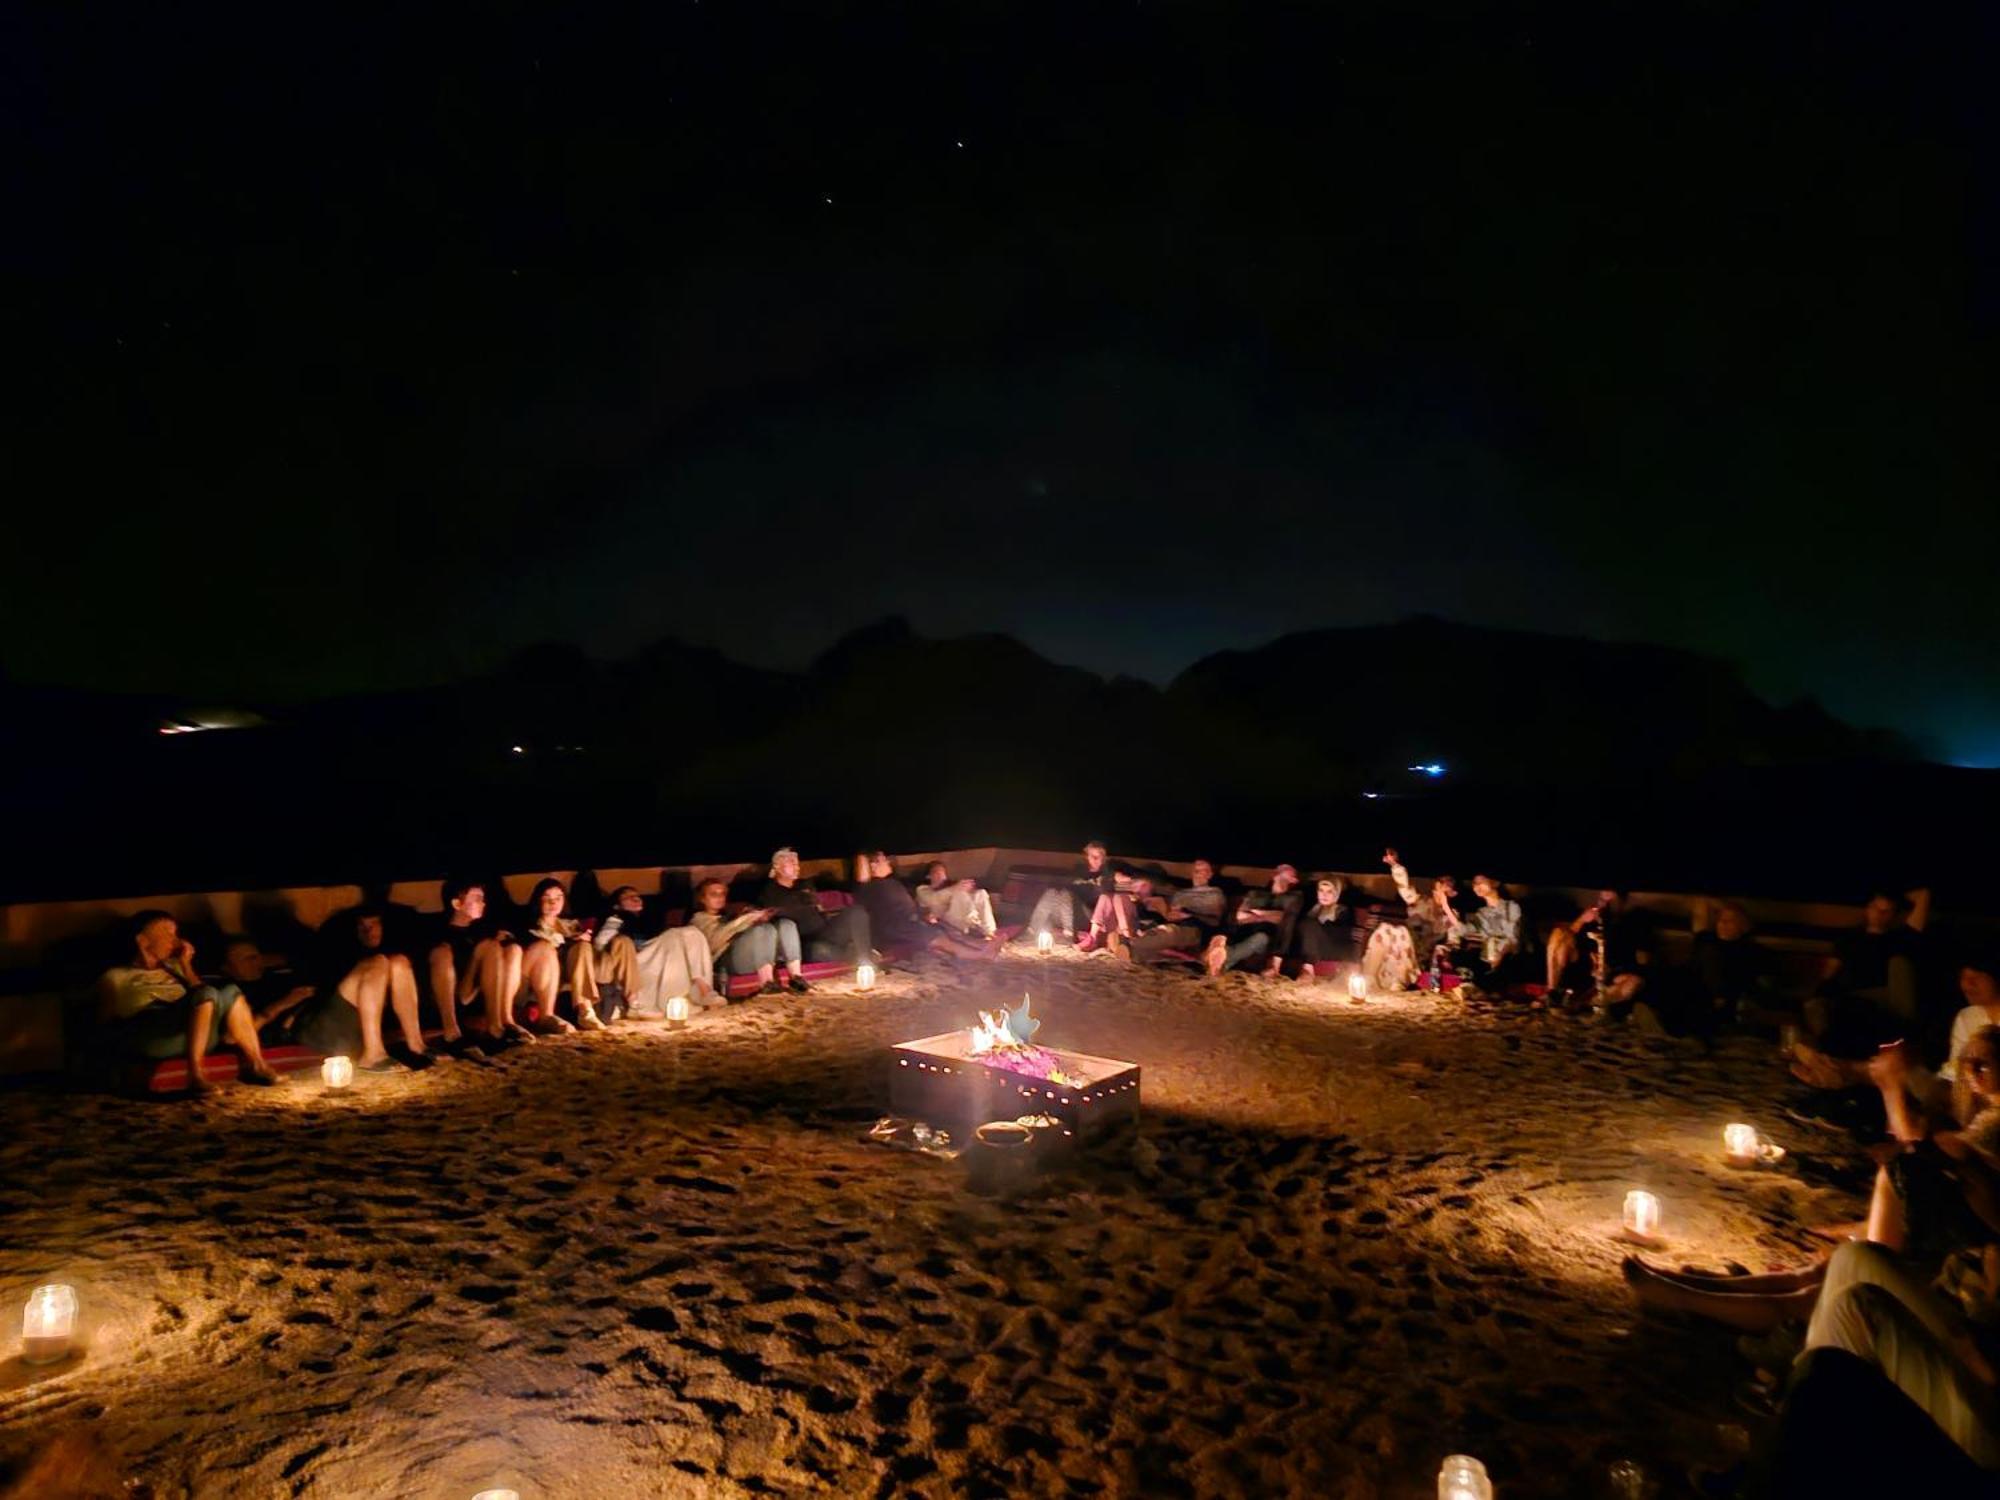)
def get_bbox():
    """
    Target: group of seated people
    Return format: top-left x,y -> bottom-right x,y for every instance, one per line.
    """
1619,950 -> 2000,1488
93,844 -> 1046,1088
1022,840 -> 1538,989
